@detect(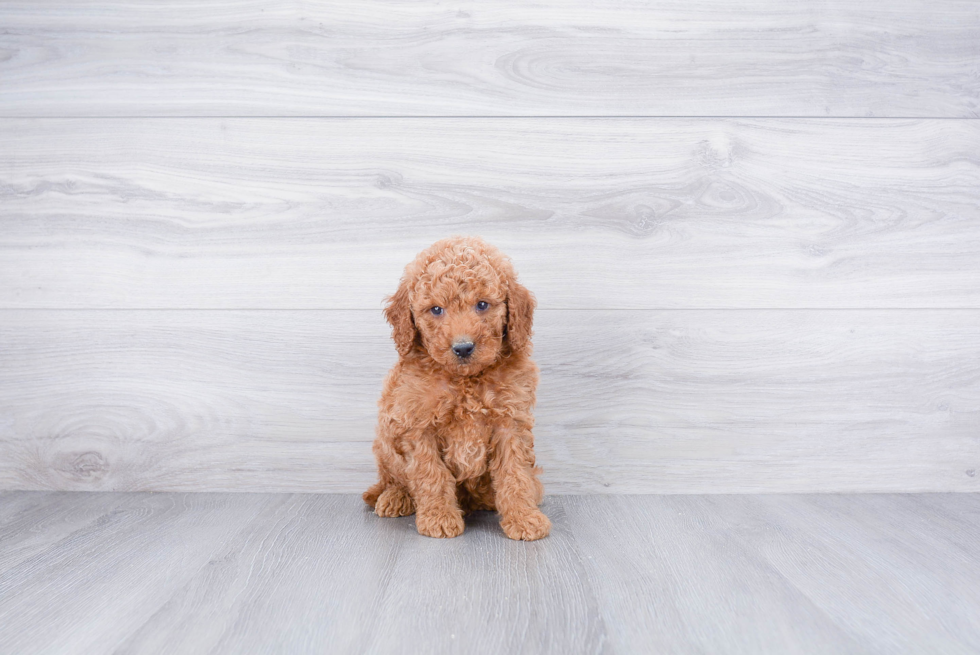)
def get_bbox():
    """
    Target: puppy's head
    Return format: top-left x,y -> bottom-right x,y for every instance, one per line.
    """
385,236 -> 535,376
